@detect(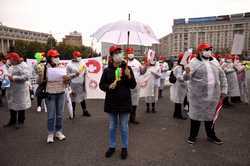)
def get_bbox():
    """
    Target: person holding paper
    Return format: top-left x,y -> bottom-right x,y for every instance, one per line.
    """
170,53 -> 187,120
66,51 -> 90,119
221,55 -> 240,106
144,49 -> 161,113
184,43 -> 228,145
3,52 -> 31,129
159,58 -> 169,98
45,49 -> 70,144
233,55 -> 249,104
99,45 -> 136,160
127,47 -> 145,124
